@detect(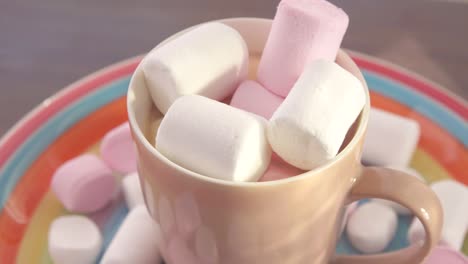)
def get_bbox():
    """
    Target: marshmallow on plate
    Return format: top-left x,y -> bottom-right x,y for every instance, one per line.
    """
101,205 -> 162,264
48,215 -> 102,264
122,172 -> 145,209
156,95 -> 271,182
346,202 -> 398,254
424,246 -> 468,264
408,180 -> 468,251
257,0 -> 349,97
340,202 -> 358,235
268,60 -> 365,170
362,108 -> 420,167
230,80 -> 283,119
142,22 -> 248,114
51,154 -> 117,213
373,167 -> 426,215
100,122 -> 137,174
